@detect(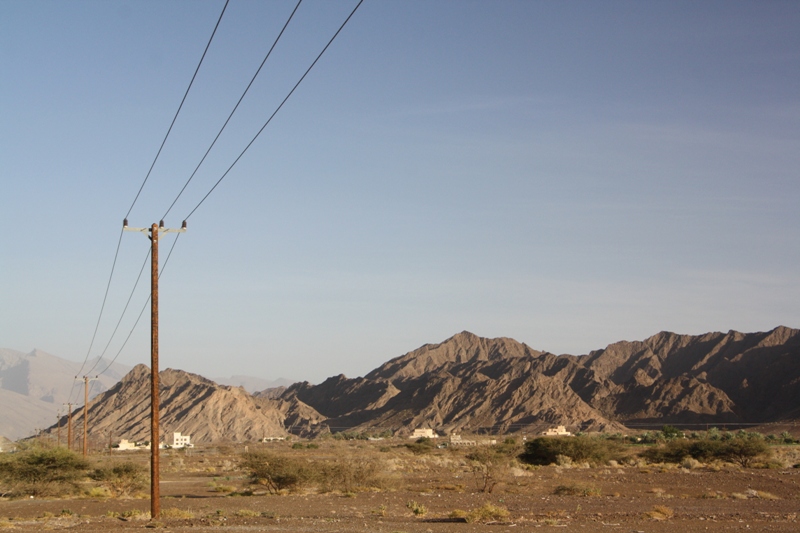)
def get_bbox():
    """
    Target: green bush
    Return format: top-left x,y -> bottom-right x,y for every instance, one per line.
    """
405,437 -> 435,455
0,446 -> 89,497
89,461 -> 147,497
240,452 -> 313,493
521,436 -> 623,466
641,437 -> 770,467
318,457 -> 384,493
